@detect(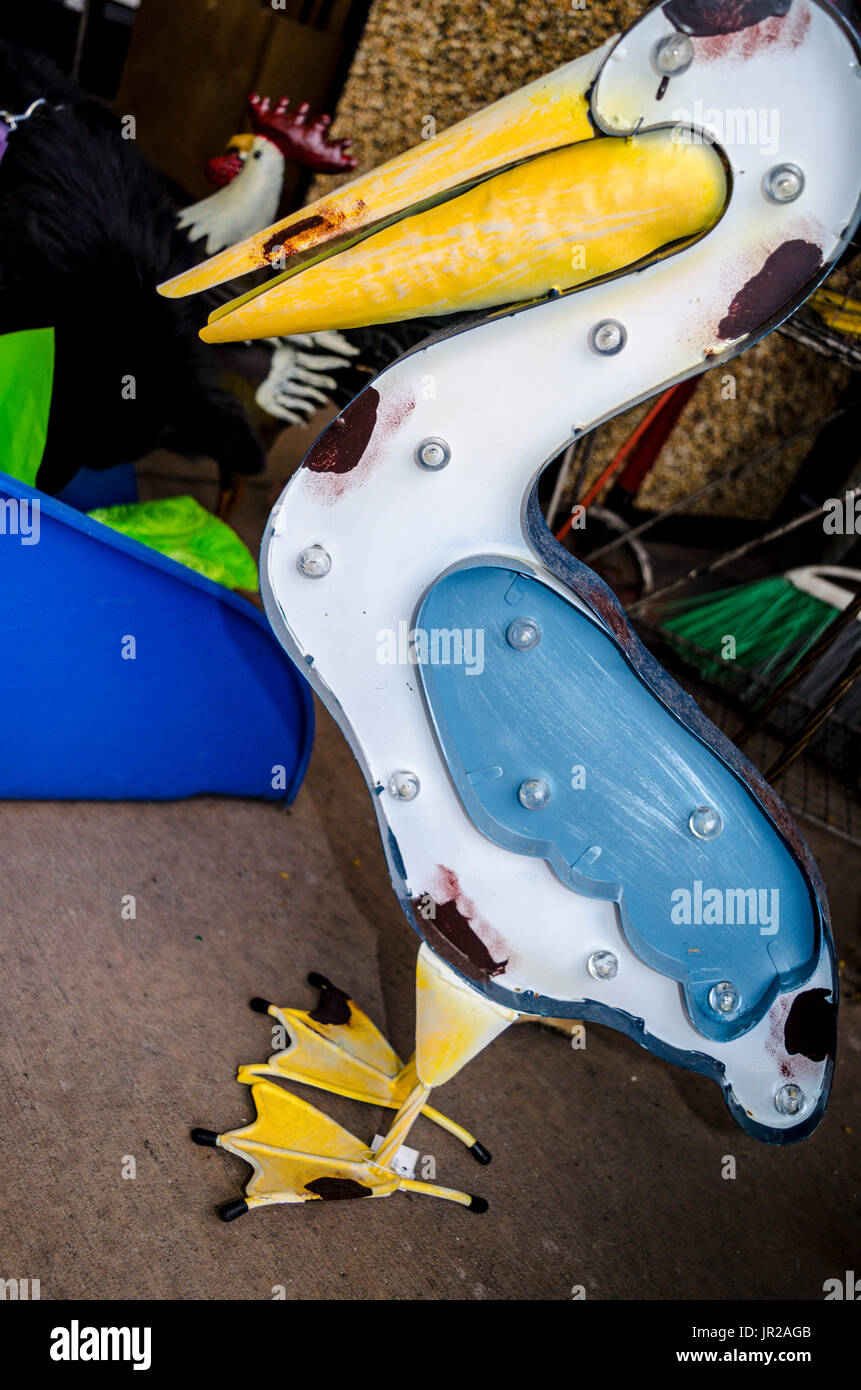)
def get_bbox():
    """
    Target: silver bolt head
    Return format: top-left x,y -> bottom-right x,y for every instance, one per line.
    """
587,950 -> 619,981
296,544 -> 332,578
518,777 -> 551,810
654,32 -> 694,76
709,980 -> 740,1015
387,770 -> 420,801
774,1082 -> 806,1116
415,436 -> 451,470
507,618 -> 542,651
763,163 -> 804,204
689,805 -> 722,839
588,319 -> 627,356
